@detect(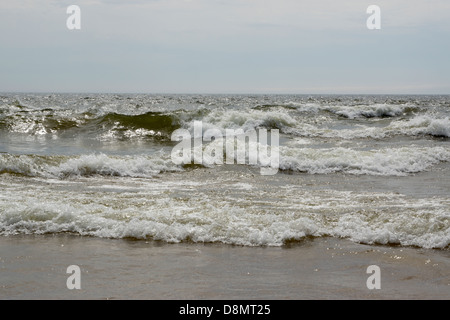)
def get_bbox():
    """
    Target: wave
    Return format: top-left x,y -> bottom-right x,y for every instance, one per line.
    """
97,112 -> 180,134
0,184 -> 448,248
0,110 -> 182,140
251,104 -> 298,111
180,109 -> 450,141
389,115 -> 450,138
170,133 -> 450,175
278,145 -> 450,176
0,153 -> 180,178
1,95 -> 449,249
0,113 -> 81,134
325,104 -> 420,119
268,102 -> 422,119
182,108 -> 299,135
2,144 -> 449,179
284,115 -> 450,140
1,101 -> 448,142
